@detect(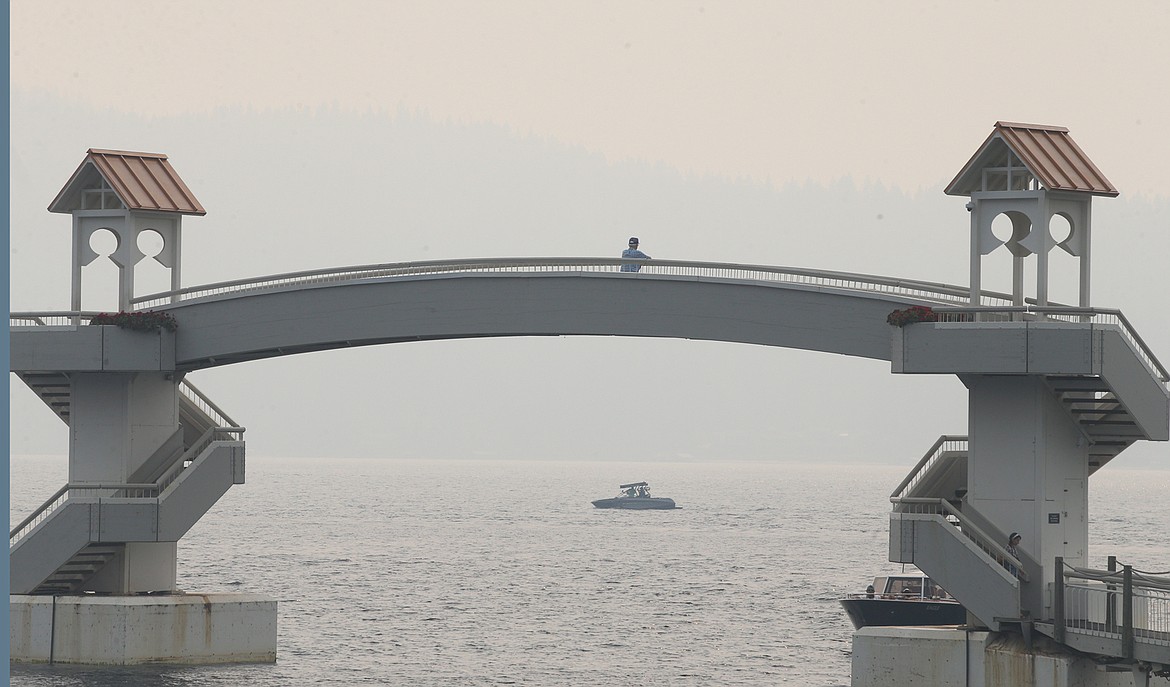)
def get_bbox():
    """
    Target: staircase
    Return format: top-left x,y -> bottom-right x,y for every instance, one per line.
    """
32,545 -> 124,595
889,436 -> 1032,630
9,378 -> 245,595
9,430 -> 245,595
16,373 -> 232,440
16,372 -> 73,423
1044,375 -> 1145,472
